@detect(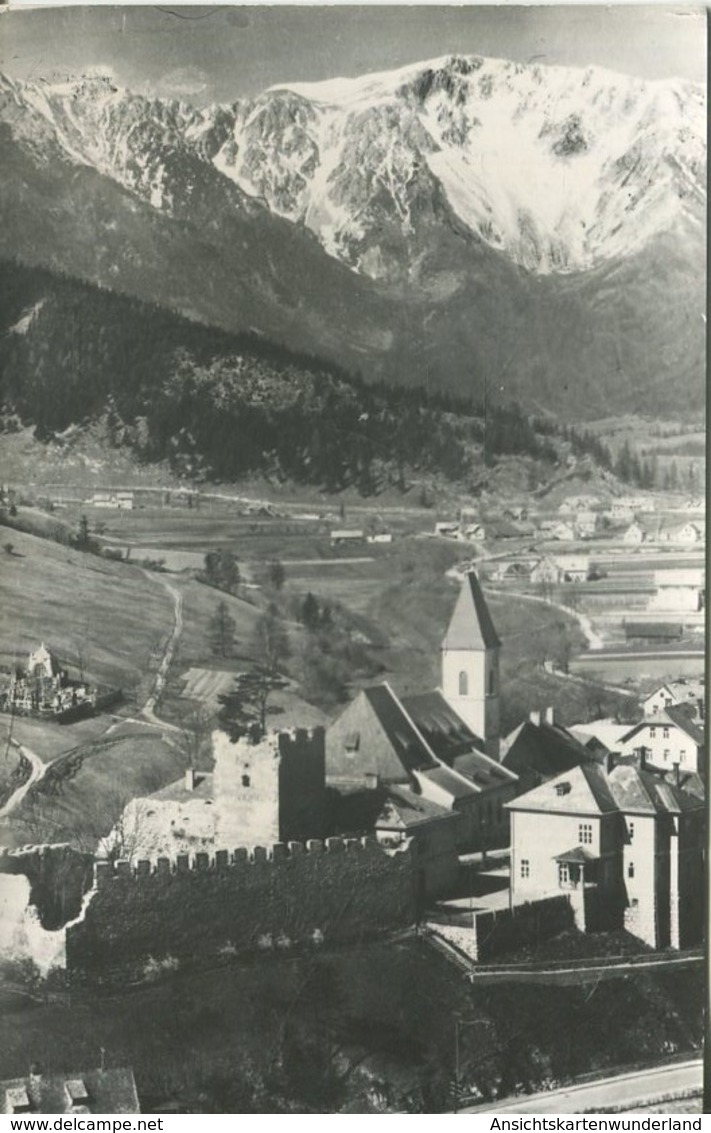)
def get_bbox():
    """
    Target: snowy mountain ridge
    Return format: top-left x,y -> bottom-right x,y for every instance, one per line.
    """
0,53 -> 704,278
